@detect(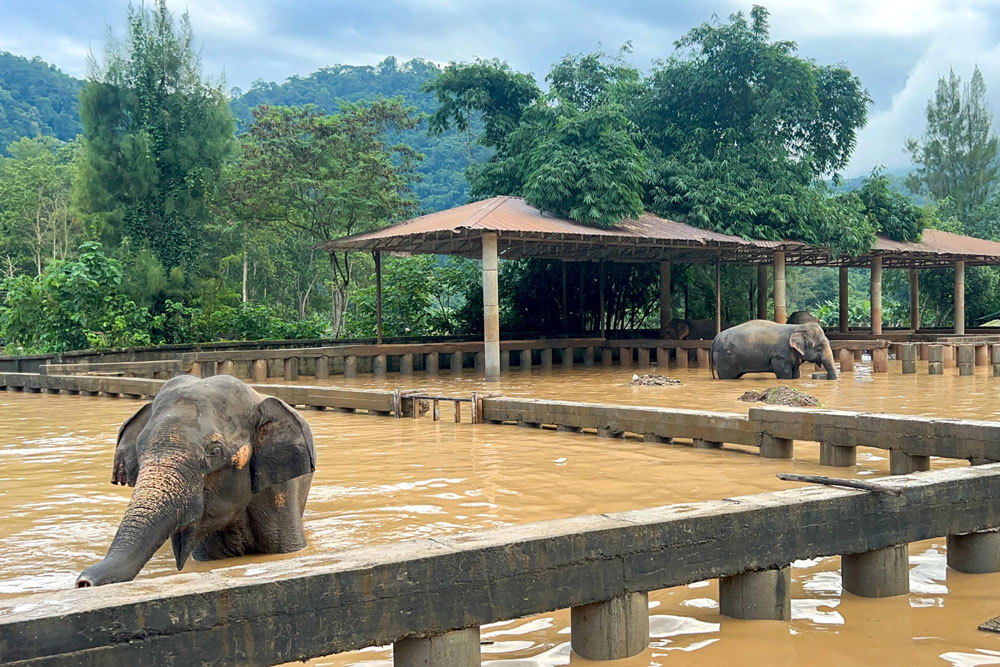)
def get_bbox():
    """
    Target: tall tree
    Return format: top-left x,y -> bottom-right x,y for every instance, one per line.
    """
231,102 -> 421,334
76,0 -> 233,269
906,66 -> 1000,215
